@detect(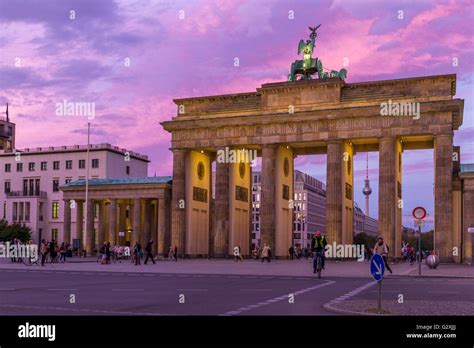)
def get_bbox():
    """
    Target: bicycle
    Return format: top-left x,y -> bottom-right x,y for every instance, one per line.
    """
22,255 -> 40,266
97,253 -> 105,264
313,250 -> 324,279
